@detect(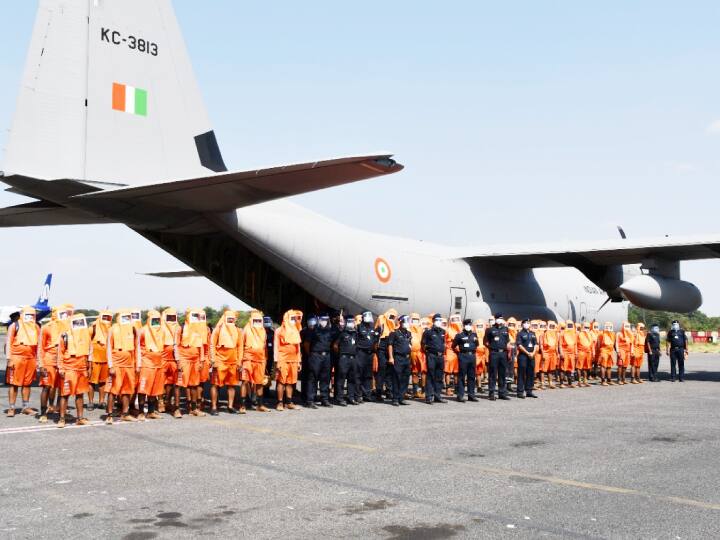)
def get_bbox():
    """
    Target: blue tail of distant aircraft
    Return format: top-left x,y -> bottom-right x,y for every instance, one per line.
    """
32,273 -> 52,319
